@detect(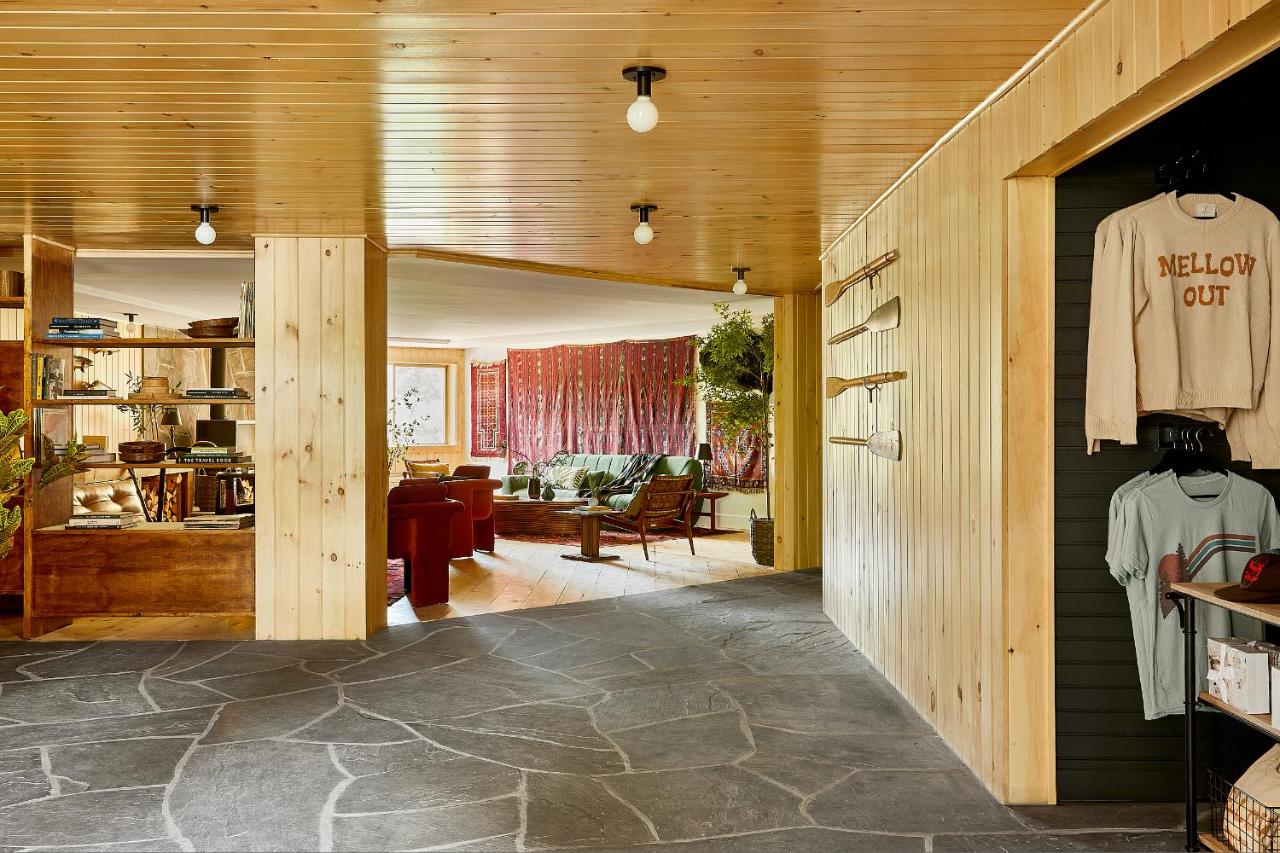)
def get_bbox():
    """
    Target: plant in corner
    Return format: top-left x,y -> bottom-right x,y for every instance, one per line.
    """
683,302 -> 775,565
387,387 -> 431,476
0,408 -> 87,561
